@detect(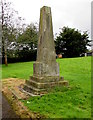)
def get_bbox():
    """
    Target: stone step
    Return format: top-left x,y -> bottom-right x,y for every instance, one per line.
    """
26,79 -> 59,89
23,84 -> 46,95
24,80 -> 68,96
26,79 -> 68,89
29,76 -> 64,83
58,80 -> 69,86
